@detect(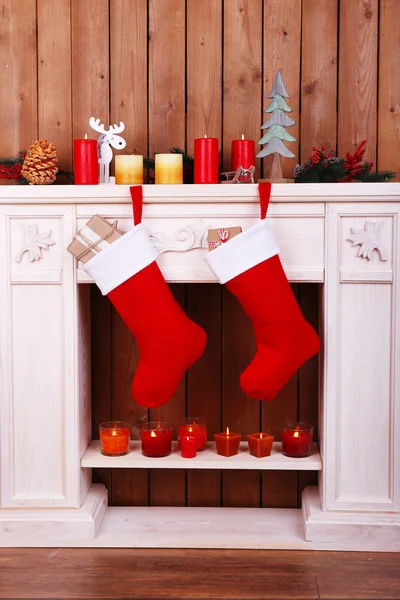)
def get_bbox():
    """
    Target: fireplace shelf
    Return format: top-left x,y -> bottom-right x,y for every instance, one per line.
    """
81,441 -> 322,470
